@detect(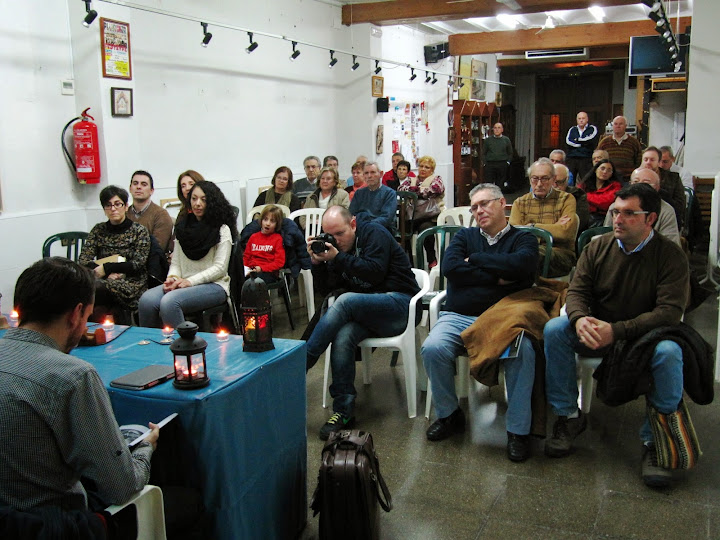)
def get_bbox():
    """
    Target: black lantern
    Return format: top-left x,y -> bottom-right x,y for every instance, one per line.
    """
170,321 -> 210,389
240,271 -> 274,352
